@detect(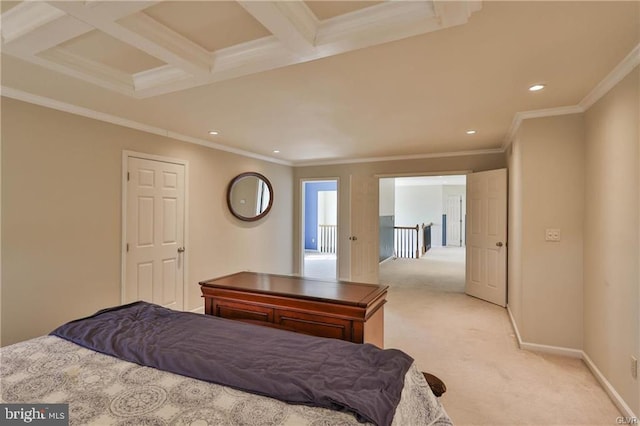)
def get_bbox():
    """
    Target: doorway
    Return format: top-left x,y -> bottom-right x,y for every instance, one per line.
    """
122,151 -> 187,310
301,179 -> 338,280
379,175 -> 467,293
